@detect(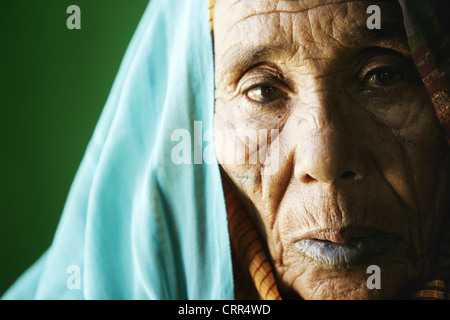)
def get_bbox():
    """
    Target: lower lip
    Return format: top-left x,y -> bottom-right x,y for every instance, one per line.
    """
296,234 -> 396,267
